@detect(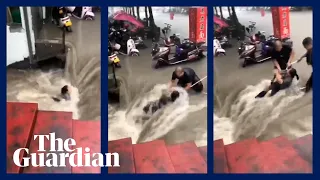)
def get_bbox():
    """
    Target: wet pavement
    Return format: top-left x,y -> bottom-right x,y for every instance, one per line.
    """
39,12 -> 101,66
